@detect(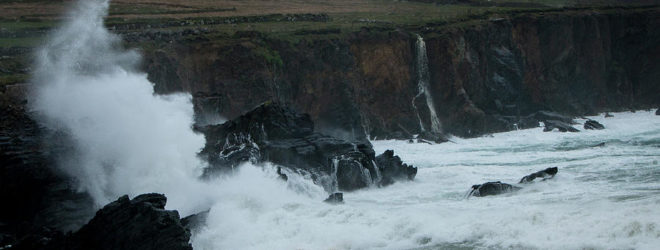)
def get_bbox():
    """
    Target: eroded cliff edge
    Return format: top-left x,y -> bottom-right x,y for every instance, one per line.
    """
140,7 -> 659,139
